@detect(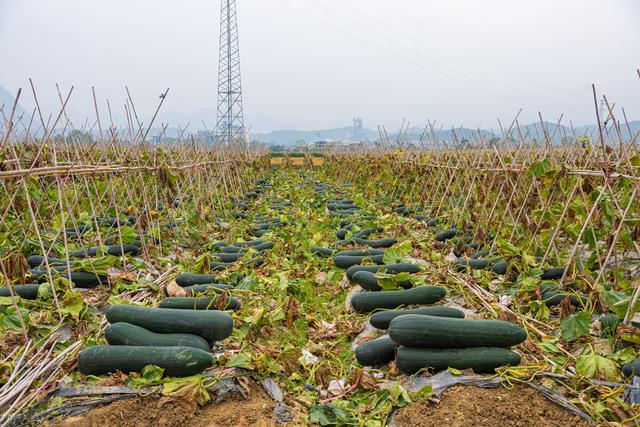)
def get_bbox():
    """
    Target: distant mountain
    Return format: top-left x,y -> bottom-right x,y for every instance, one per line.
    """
0,86 -> 26,120
384,126 -> 496,143
251,126 -> 379,145
252,120 -> 640,146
